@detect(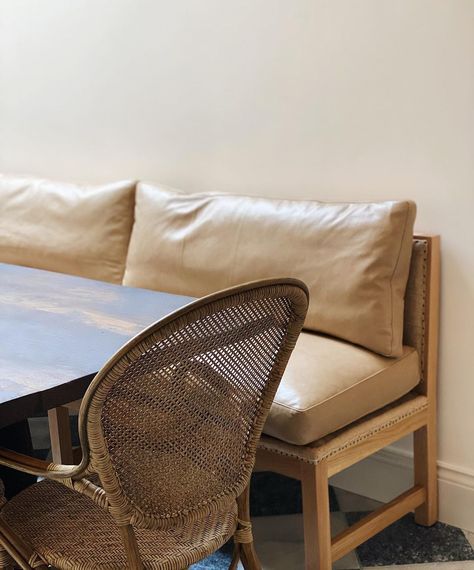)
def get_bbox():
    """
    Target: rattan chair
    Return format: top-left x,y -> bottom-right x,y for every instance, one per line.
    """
0,279 -> 308,570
